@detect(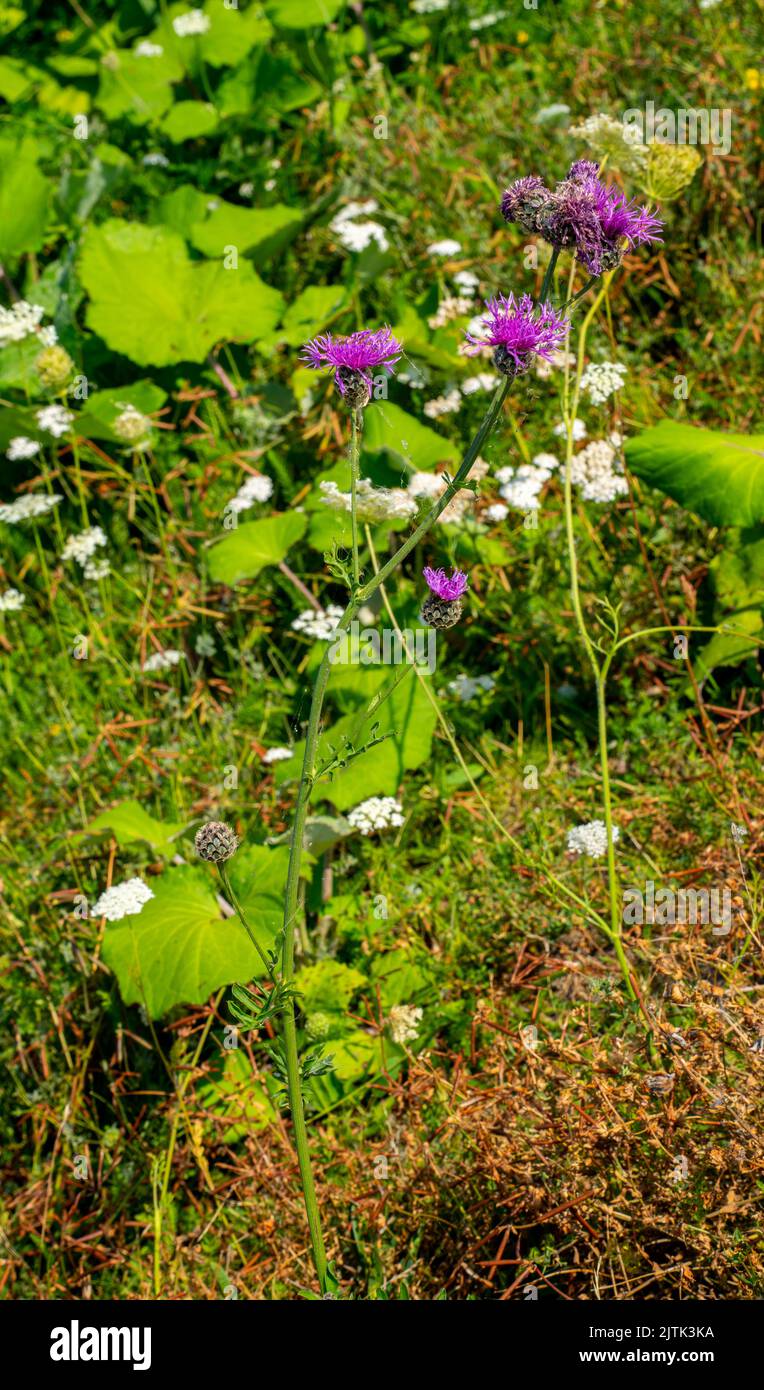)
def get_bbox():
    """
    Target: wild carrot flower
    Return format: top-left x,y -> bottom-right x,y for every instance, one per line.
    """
347,796 -> 405,835
301,327 -> 402,409
567,819 -> 619,858
465,294 -> 570,377
92,877 -> 154,920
